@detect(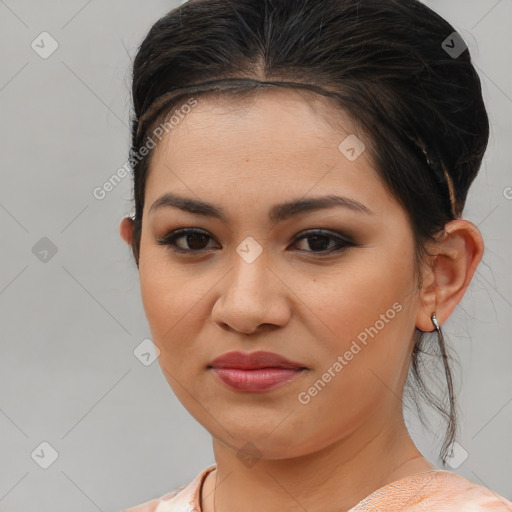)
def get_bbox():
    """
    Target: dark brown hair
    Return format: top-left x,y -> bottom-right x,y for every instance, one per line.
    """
127,0 -> 489,465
